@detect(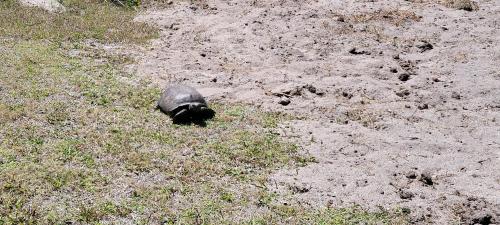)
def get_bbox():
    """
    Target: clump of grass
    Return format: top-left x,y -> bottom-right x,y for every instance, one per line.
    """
0,1 -> 408,224
440,0 -> 479,11
344,107 -> 381,129
348,9 -> 421,26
